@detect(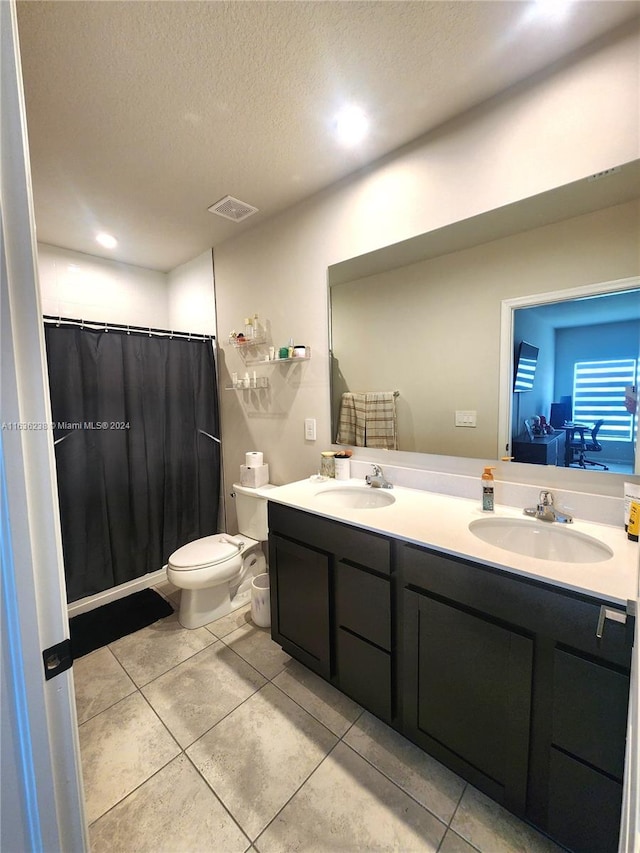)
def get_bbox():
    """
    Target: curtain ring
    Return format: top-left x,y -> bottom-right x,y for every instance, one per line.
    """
170,330 -> 174,339
56,315 -> 61,327
148,327 -> 152,337
81,318 -> 85,330
126,325 -> 130,335
104,321 -> 109,332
